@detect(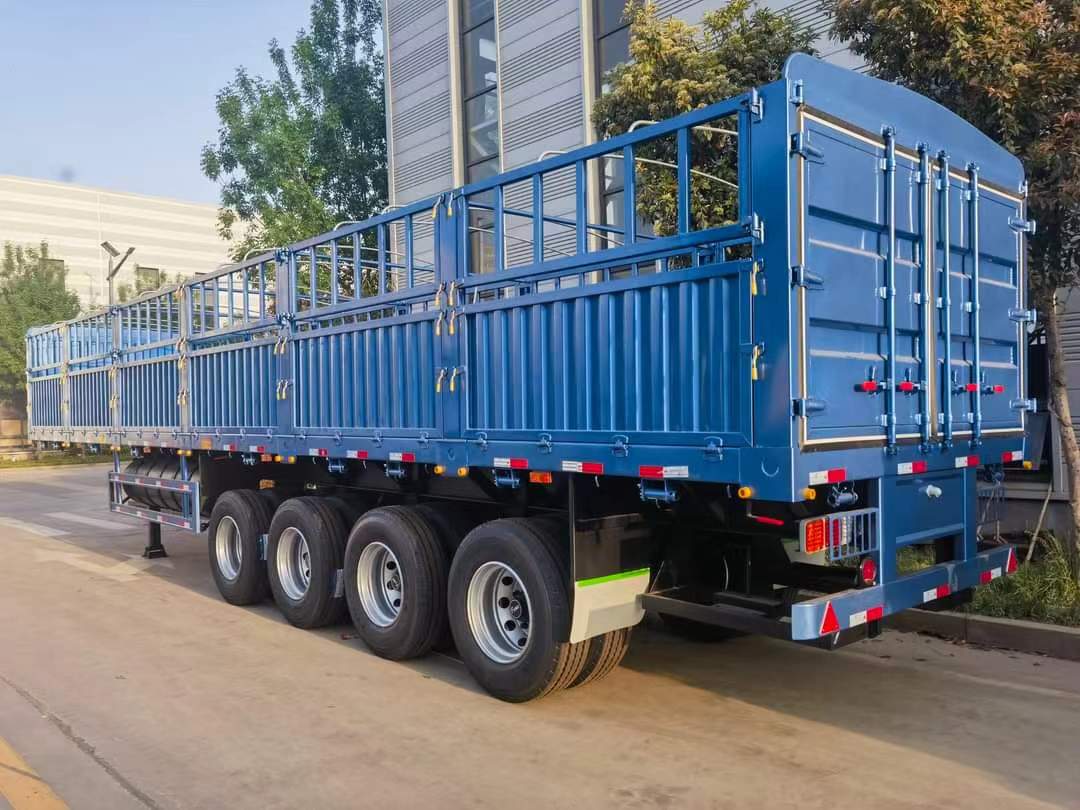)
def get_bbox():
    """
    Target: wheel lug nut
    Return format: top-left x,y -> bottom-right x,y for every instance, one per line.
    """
501,576 -> 513,586
393,598 -> 401,608
498,597 -> 510,608
504,620 -> 516,631
516,637 -> 527,647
